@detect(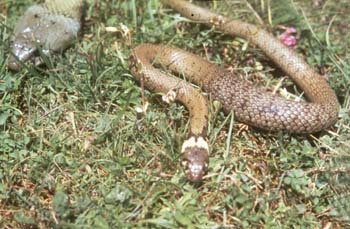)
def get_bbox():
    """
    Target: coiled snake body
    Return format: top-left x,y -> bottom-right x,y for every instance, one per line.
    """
9,0 -> 339,182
